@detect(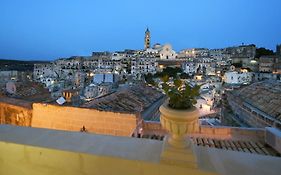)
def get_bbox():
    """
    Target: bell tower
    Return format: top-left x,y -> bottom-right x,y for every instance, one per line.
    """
144,28 -> 150,50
